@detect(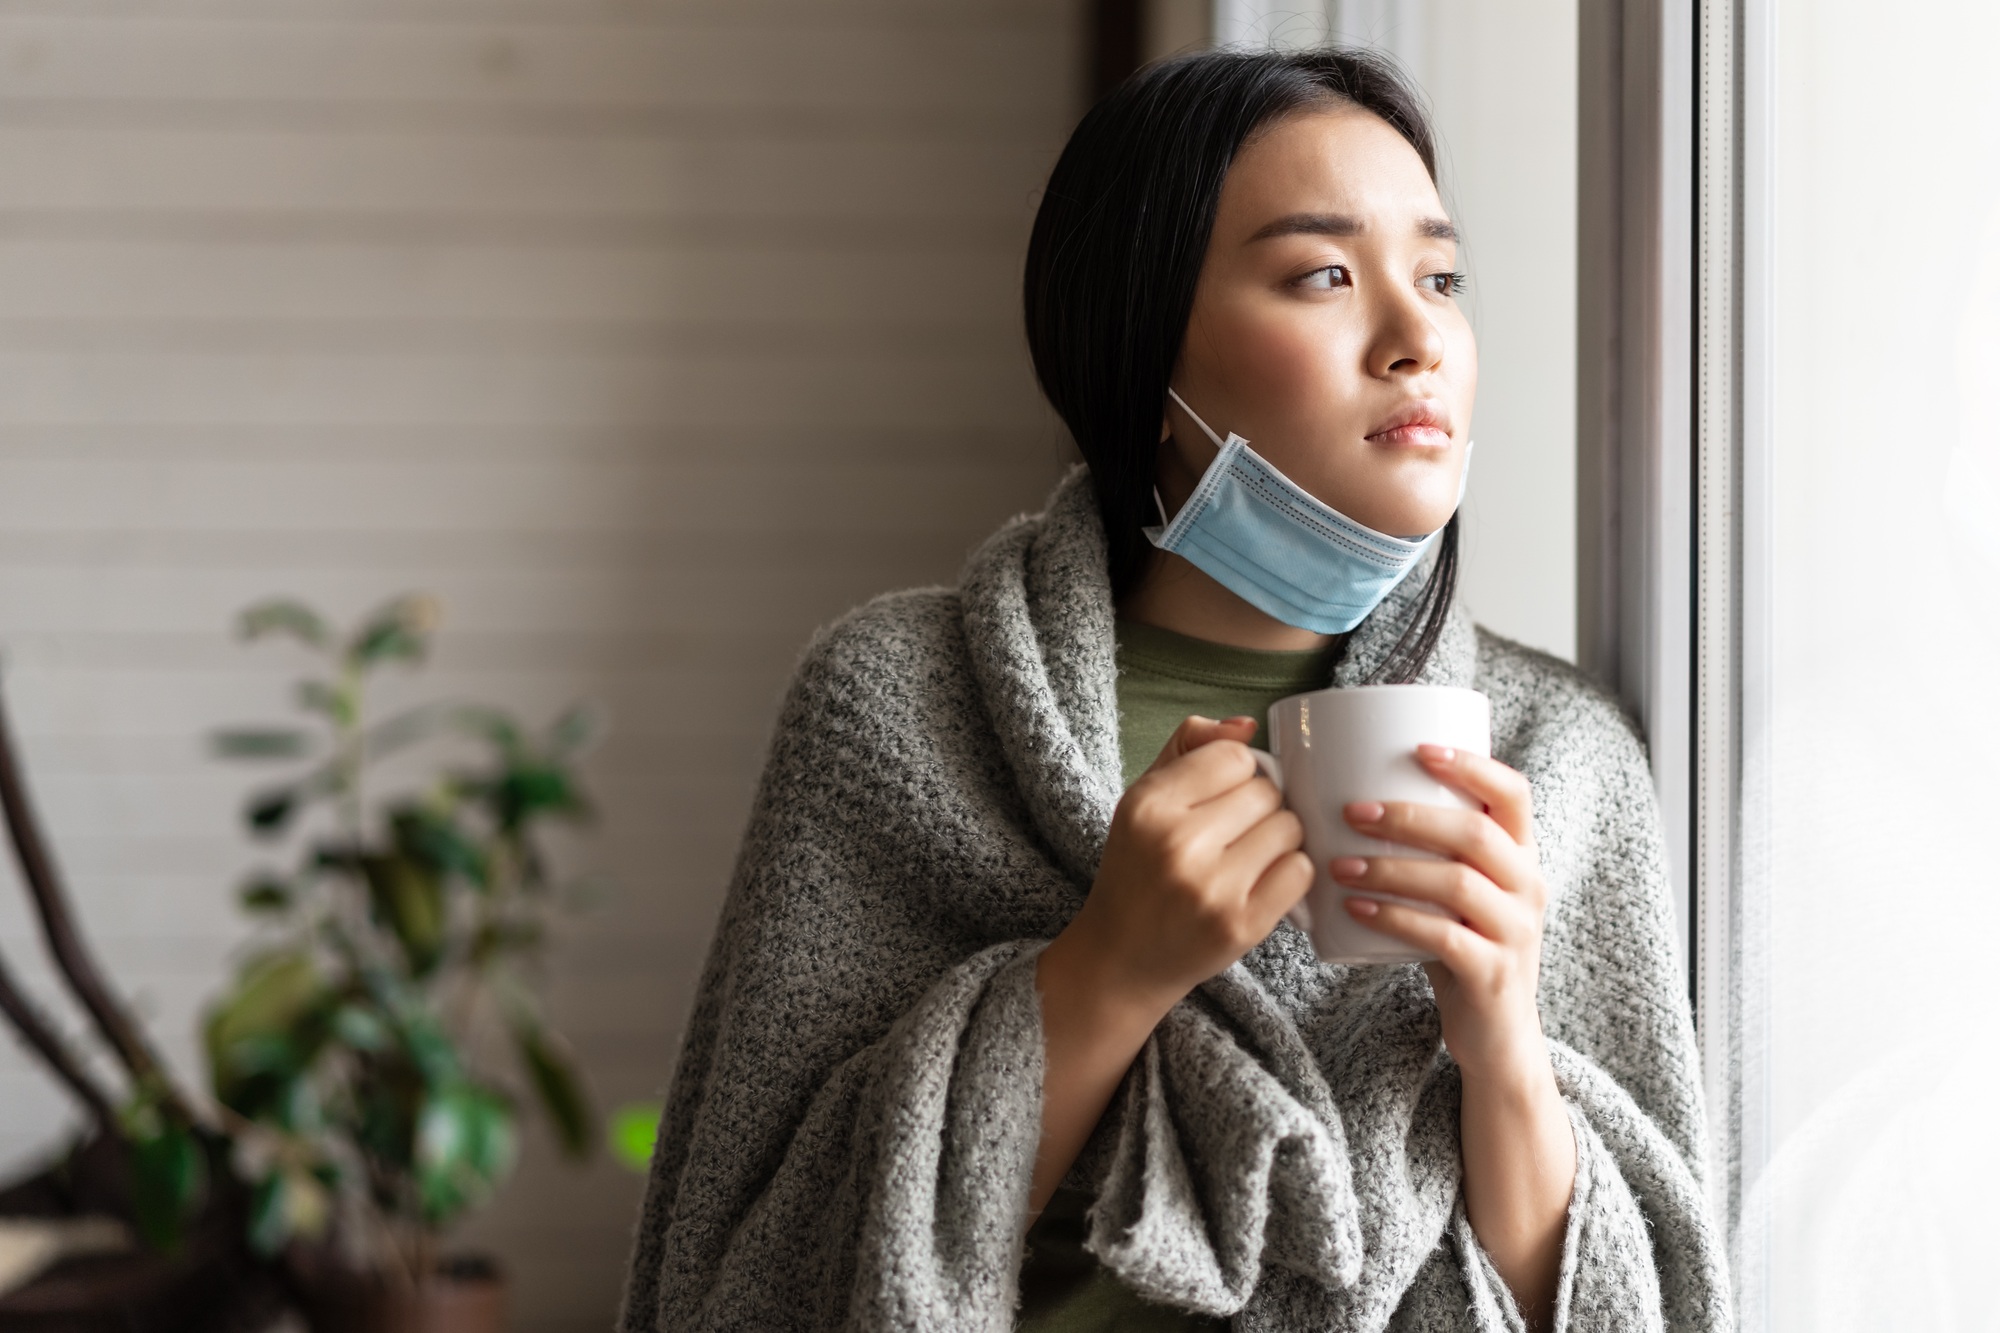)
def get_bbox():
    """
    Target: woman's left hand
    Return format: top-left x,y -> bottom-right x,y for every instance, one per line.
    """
1338,744 -> 1574,1328
1331,743 -> 1549,1080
